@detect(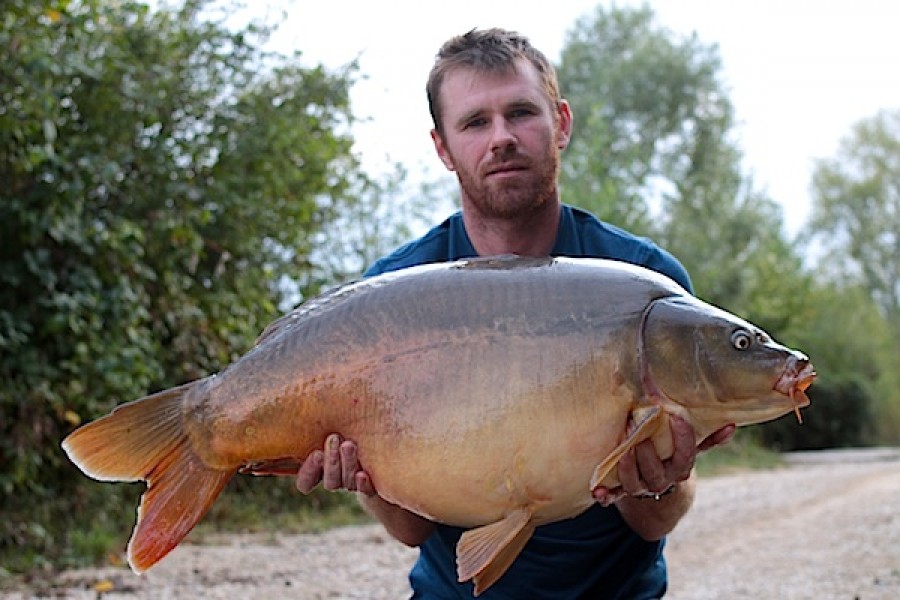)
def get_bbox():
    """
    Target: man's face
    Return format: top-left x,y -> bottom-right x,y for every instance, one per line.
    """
431,60 -> 572,220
